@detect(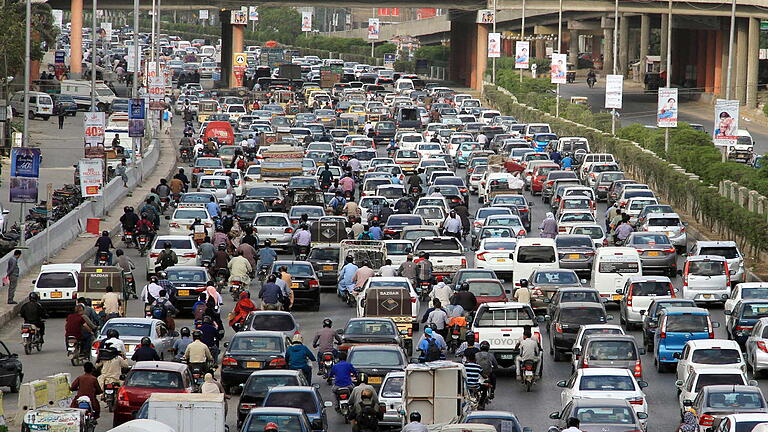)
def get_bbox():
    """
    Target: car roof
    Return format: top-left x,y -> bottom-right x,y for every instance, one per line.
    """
133,361 -> 188,372
167,266 -> 207,271
661,307 -> 710,315
234,330 -> 286,338
249,369 -> 303,377
368,276 -> 410,282
105,317 -> 159,325
560,302 -> 605,309
685,339 -> 740,349
349,344 -> 402,352
466,411 -> 518,419
265,385 -> 317,393
626,276 -> 672,283
577,367 -> 634,376
696,240 -> 738,247
478,301 -> 530,309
